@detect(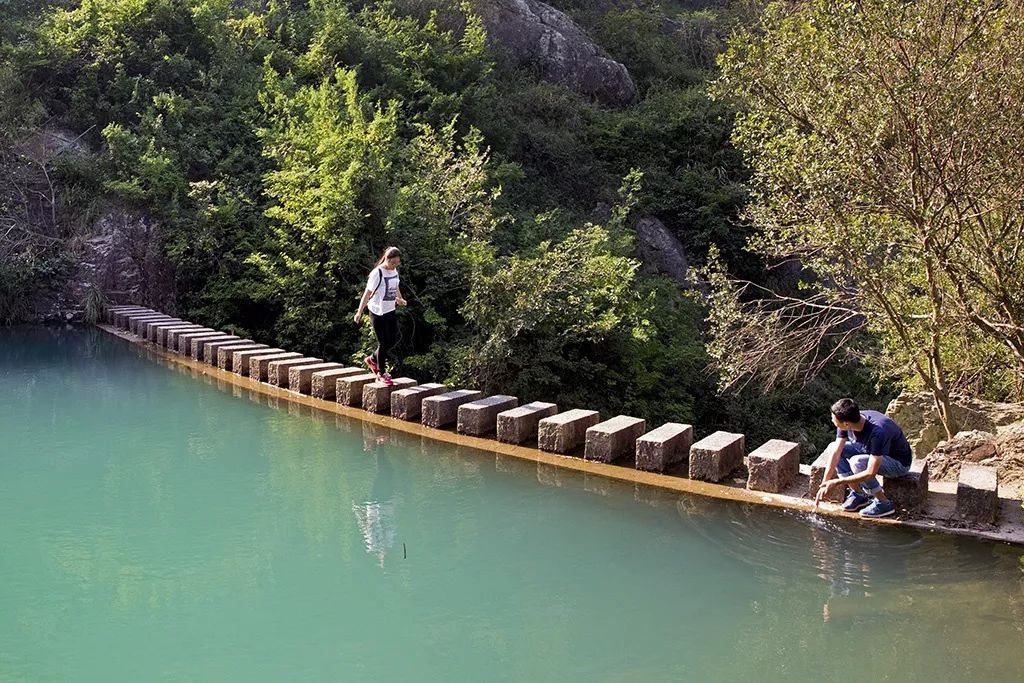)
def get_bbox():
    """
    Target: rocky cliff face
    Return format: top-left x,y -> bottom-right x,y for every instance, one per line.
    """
475,0 -> 637,105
